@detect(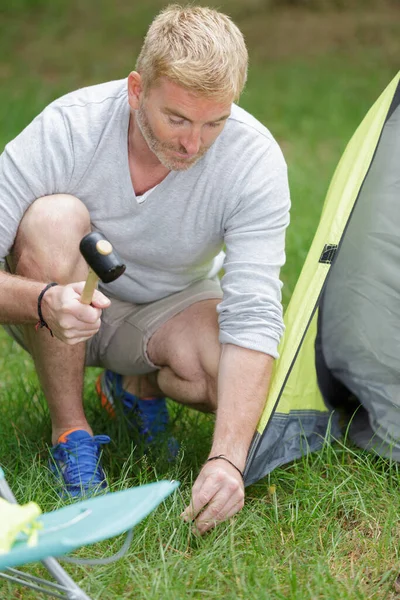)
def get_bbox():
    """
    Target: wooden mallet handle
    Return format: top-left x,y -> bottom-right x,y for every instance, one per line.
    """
80,239 -> 113,305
